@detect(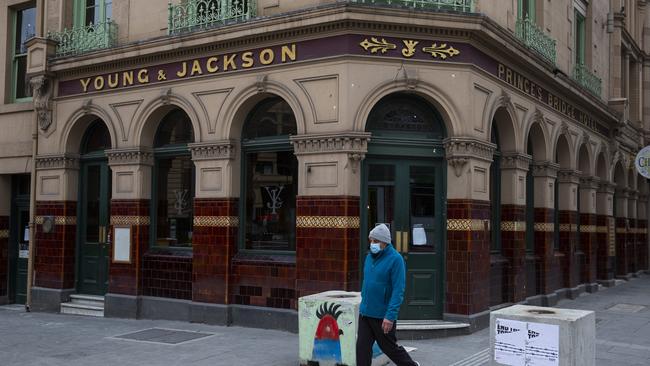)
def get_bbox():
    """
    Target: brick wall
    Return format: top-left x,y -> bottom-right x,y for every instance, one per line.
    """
34,201 -> 77,289
142,253 -> 192,300
109,199 -> 149,295
446,199 -> 490,315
